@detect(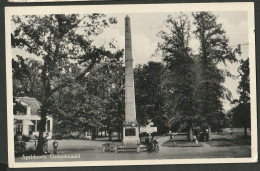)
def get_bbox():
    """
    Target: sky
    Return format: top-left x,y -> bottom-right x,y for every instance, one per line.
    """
12,11 -> 249,111
92,11 -> 249,111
